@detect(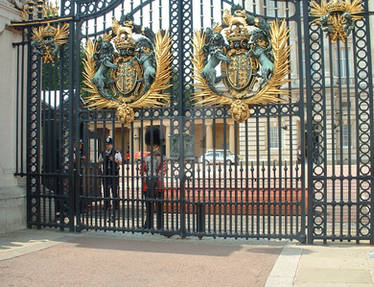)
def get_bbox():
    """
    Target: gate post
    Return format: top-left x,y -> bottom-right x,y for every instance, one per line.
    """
304,0 -> 374,244
357,1 -> 374,245
171,0 -> 194,238
68,19 -> 77,232
26,26 -> 42,229
303,0 -> 317,245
